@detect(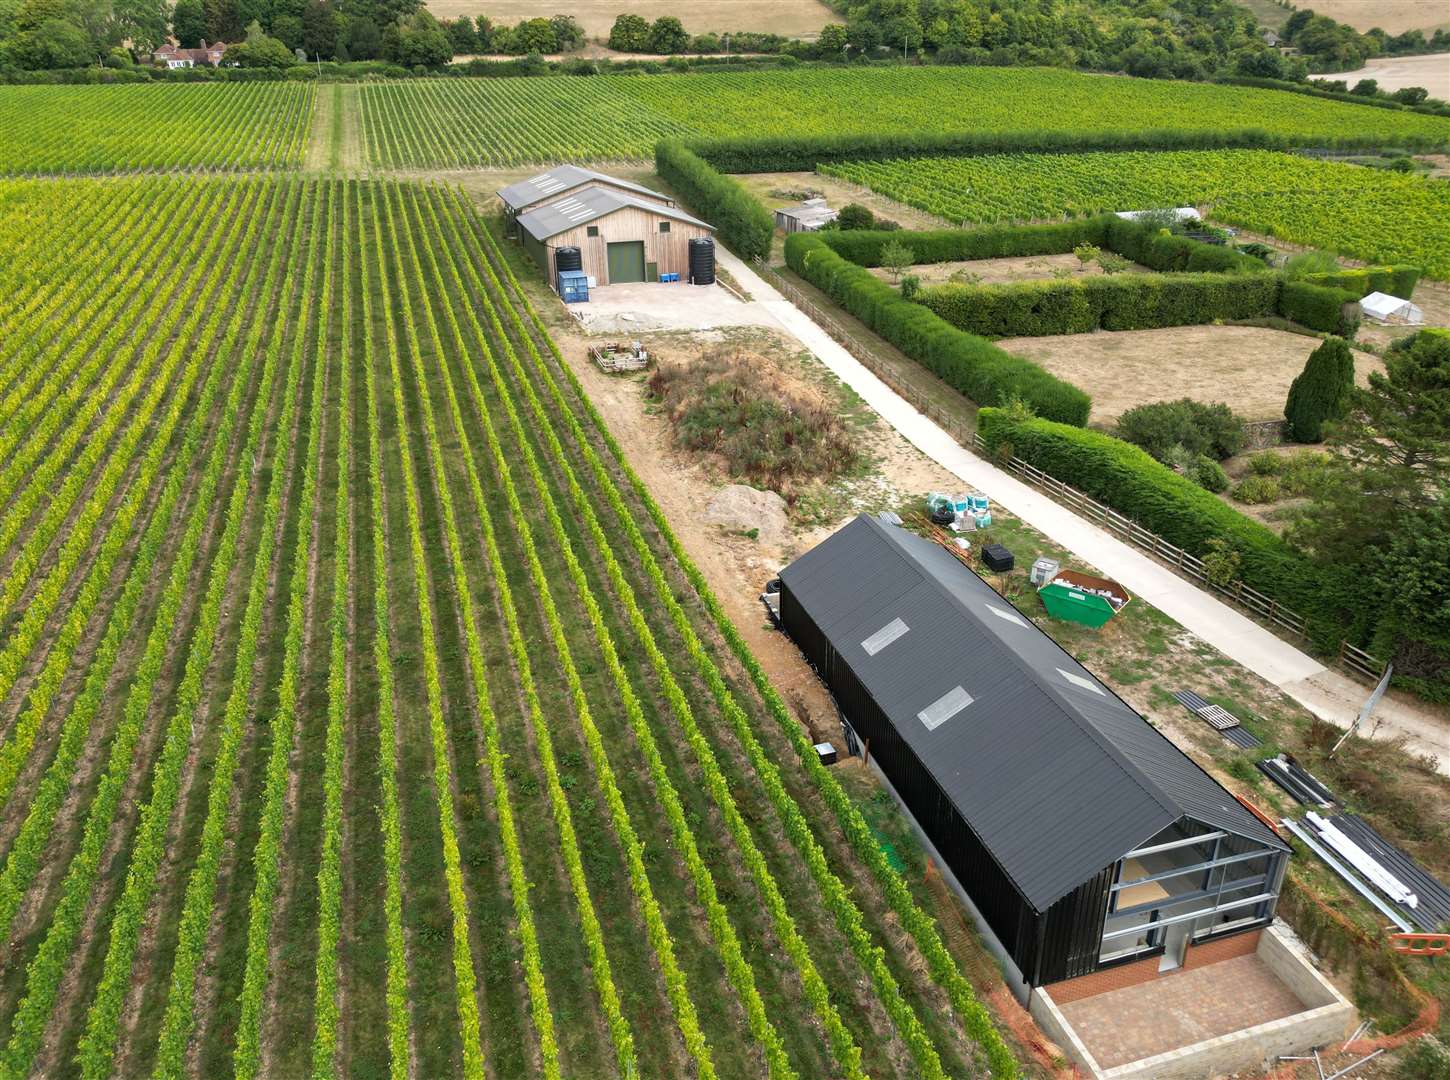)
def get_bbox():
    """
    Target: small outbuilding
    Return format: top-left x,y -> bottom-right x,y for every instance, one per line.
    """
775,199 -> 839,233
1359,291 -> 1424,325
516,186 -> 714,287
780,514 -> 1289,1001
497,166 -> 674,236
